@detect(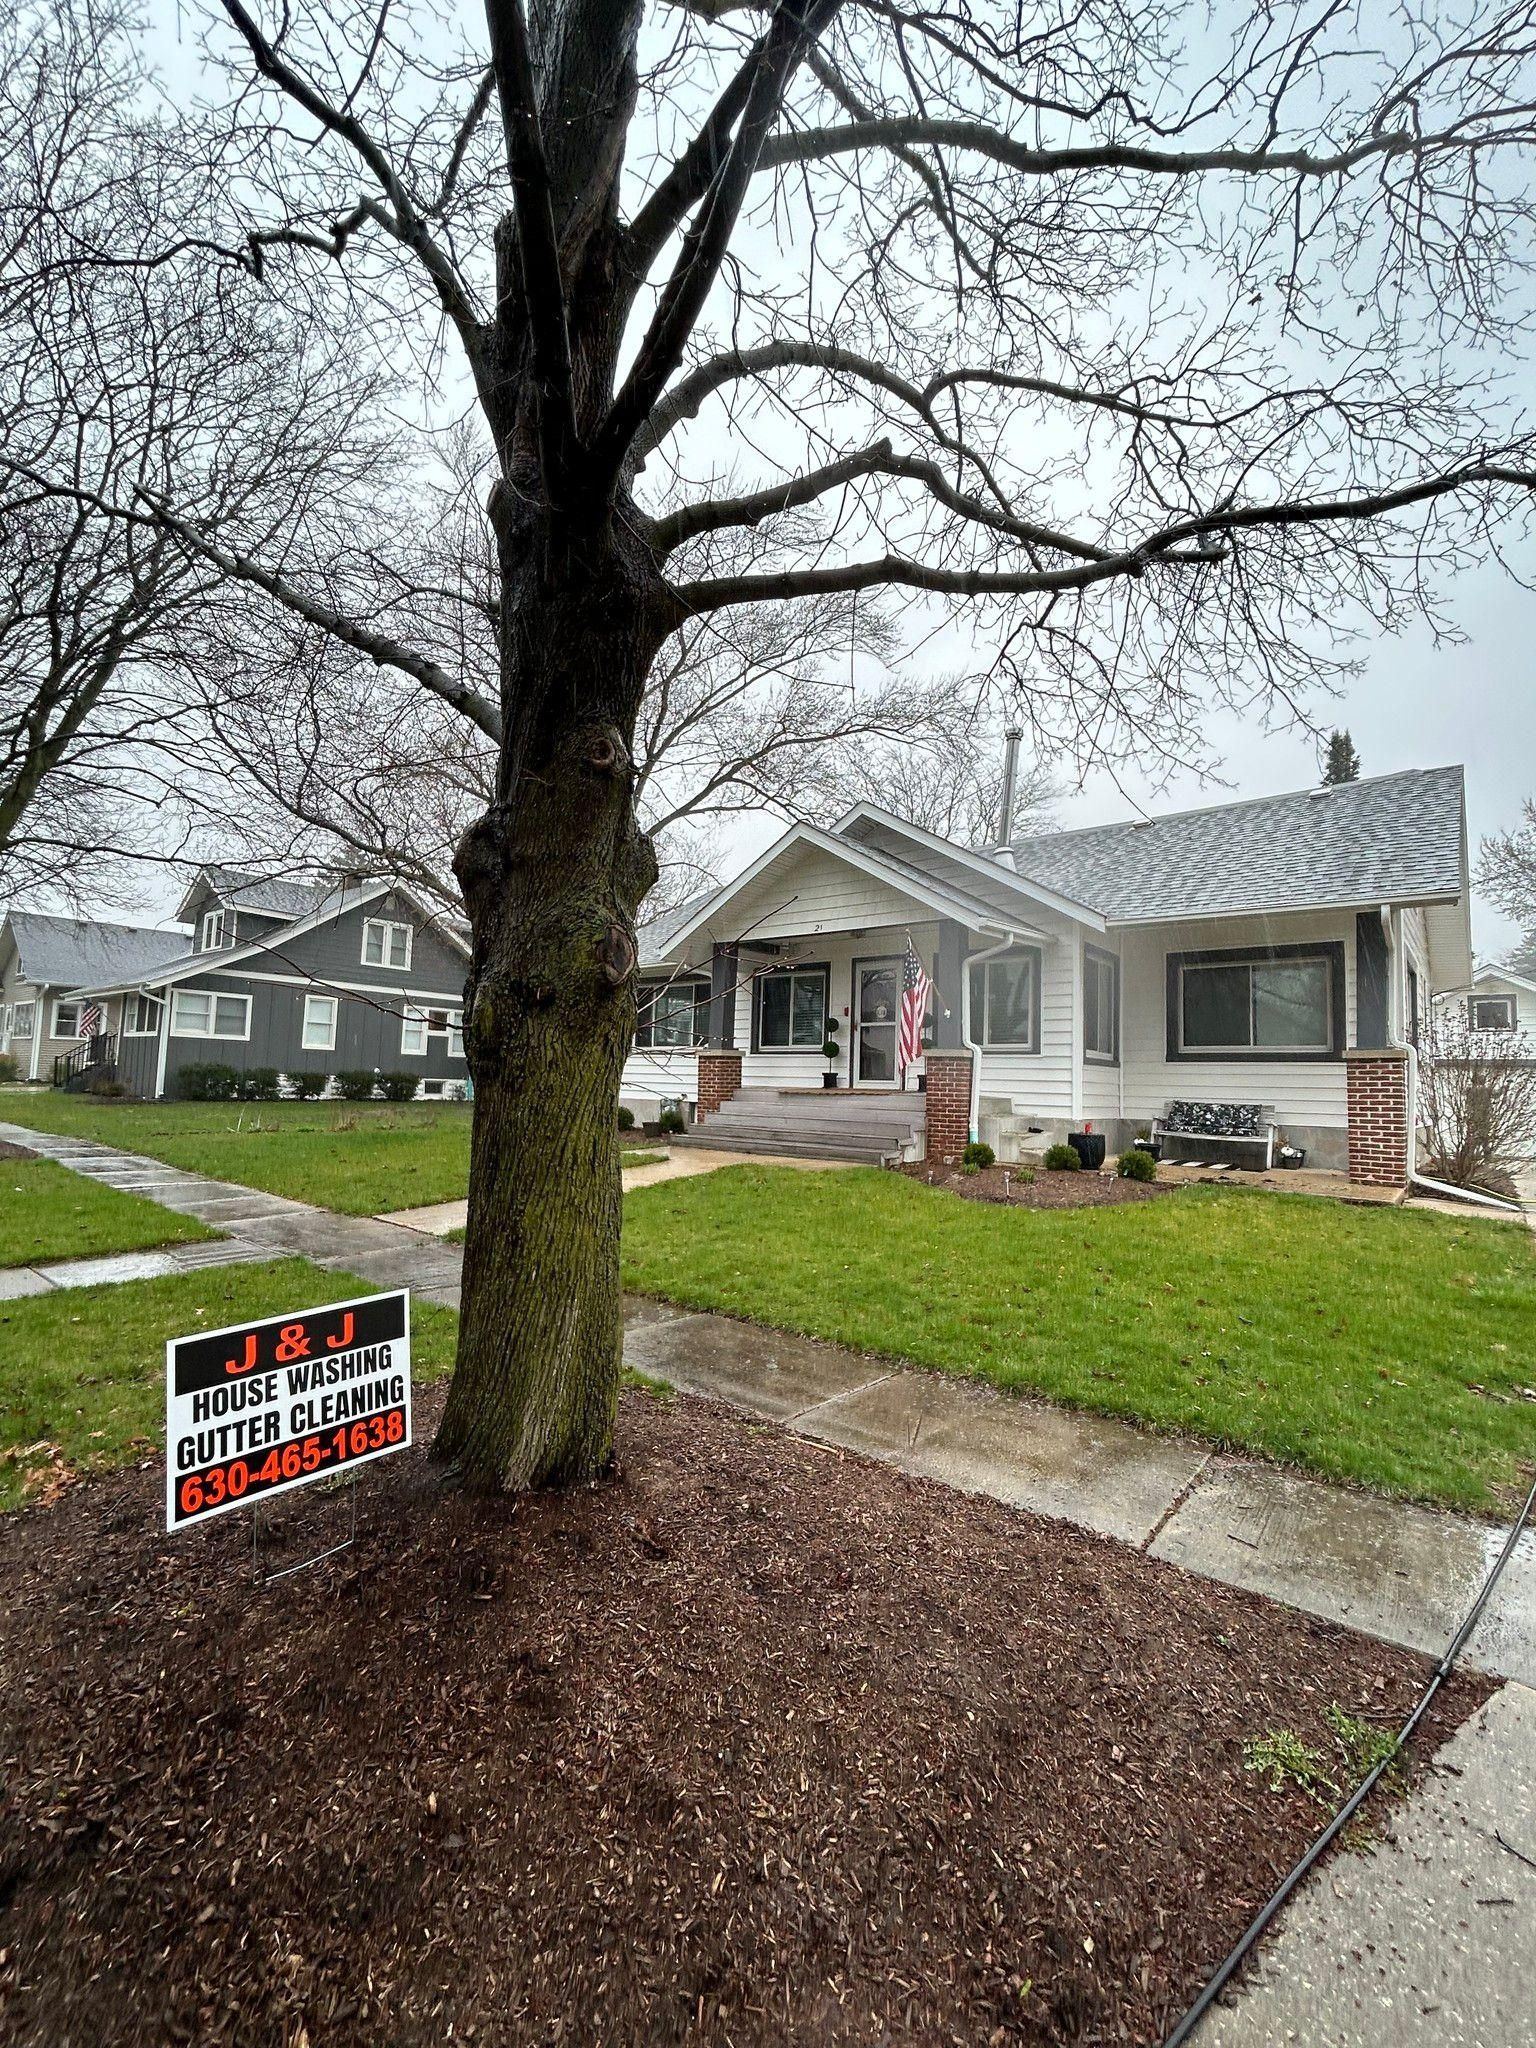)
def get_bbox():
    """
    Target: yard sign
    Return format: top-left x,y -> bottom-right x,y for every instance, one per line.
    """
166,1289 -> 411,1531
